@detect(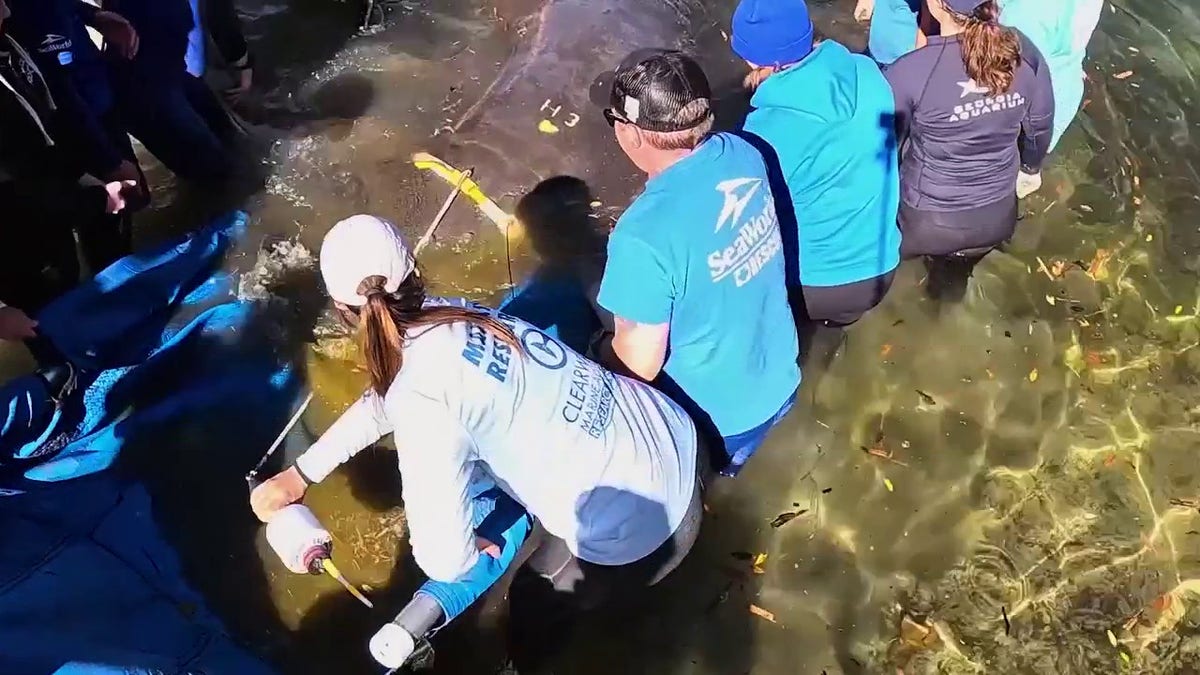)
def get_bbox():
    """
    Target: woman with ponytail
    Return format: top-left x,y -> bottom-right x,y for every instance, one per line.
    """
885,0 -> 1054,301
250,215 -> 702,603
